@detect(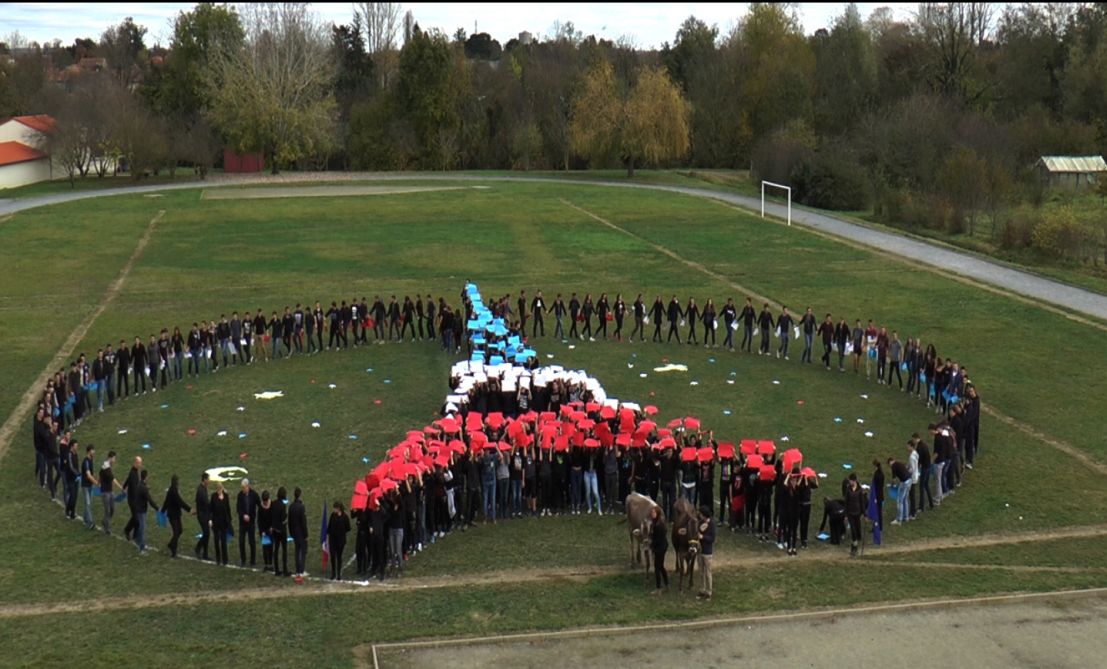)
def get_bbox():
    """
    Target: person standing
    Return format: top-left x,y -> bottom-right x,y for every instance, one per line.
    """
516,290 -> 528,335
387,296 -> 401,341
613,293 -> 626,341
888,456 -> 911,526
530,290 -> 546,337
252,310 -> 269,362
63,439 -> 80,519
649,506 -> 668,595
288,487 -> 307,577
757,303 -> 773,355
161,474 -> 191,558
696,506 -> 716,599
272,487 -> 290,577
631,293 -> 646,342
80,444 -> 98,529
704,297 -> 720,347
665,296 -> 683,344
550,293 -> 565,340
843,474 -> 867,557
194,472 -> 212,560
834,317 -> 850,372
800,307 -> 817,364
740,298 -> 756,353
870,459 -> 885,536
258,491 -> 274,572
721,298 -> 737,351
781,467 -> 802,556
425,295 -> 437,341
99,450 -> 122,535
907,439 -> 920,520
115,339 -> 131,398
122,457 -> 142,542
851,320 -> 864,374
684,297 -> 699,345
237,478 -> 261,568
650,296 -> 664,343
818,313 -> 835,369
130,336 -> 147,395
567,293 -> 581,339
327,501 -> 351,580
132,469 -> 160,555
210,483 -> 232,565
776,306 -> 793,360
